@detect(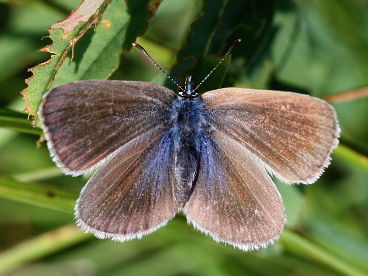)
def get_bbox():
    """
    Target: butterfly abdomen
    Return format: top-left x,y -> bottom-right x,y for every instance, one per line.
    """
170,97 -> 205,206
